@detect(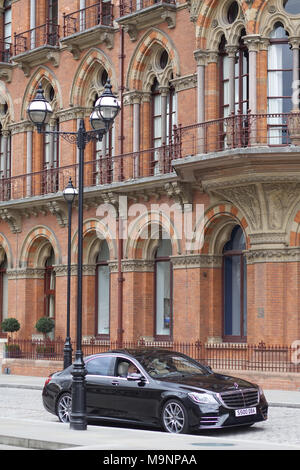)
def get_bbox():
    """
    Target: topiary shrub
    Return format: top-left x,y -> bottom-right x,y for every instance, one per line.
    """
35,317 -> 55,338
1,317 -> 20,334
